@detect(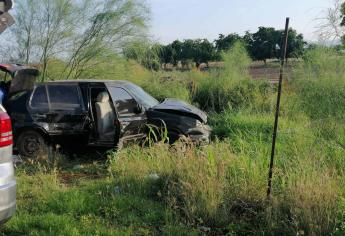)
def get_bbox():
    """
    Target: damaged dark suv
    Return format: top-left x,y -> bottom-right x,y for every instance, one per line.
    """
0,64 -> 211,157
